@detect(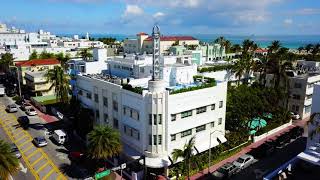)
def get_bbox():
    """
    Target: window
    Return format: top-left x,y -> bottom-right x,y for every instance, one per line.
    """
294,83 -> 302,88
305,105 -> 312,114
153,135 -> 157,145
181,129 -> 192,137
292,94 -> 301,100
113,101 -> 118,112
218,118 -> 222,125
211,104 -> 215,110
158,135 -> 162,145
171,114 -> 176,121
94,93 -> 99,103
140,67 -> 144,73
158,114 -> 162,124
211,121 -> 215,127
103,97 -> 108,107
149,134 -> 152,145
292,105 -> 299,112
123,107 -> 127,115
132,128 -> 140,140
171,134 -> 176,141
104,113 -> 108,123
153,114 -> 157,125
196,125 -> 206,132
86,92 -> 92,99
181,110 -> 192,118
196,106 -> 207,114
113,118 -> 119,128
306,94 -> 313,99
149,114 -> 152,125
96,110 -> 100,119
219,101 -> 223,108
